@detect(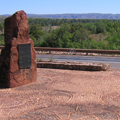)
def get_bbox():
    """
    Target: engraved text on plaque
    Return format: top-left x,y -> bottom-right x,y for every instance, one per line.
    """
18,43 -> 31,69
